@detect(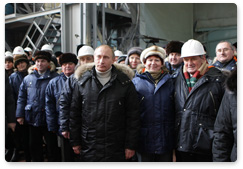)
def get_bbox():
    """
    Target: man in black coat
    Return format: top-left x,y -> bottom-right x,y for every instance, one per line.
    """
69,45 -> 140,162
174,39 -> 226,162
213,68 -> 237,162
